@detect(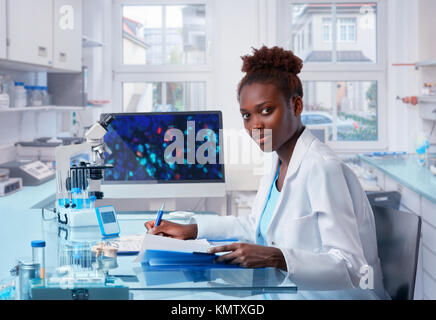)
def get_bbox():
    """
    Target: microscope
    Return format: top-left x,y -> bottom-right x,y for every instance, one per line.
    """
55,114 -> 115,227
